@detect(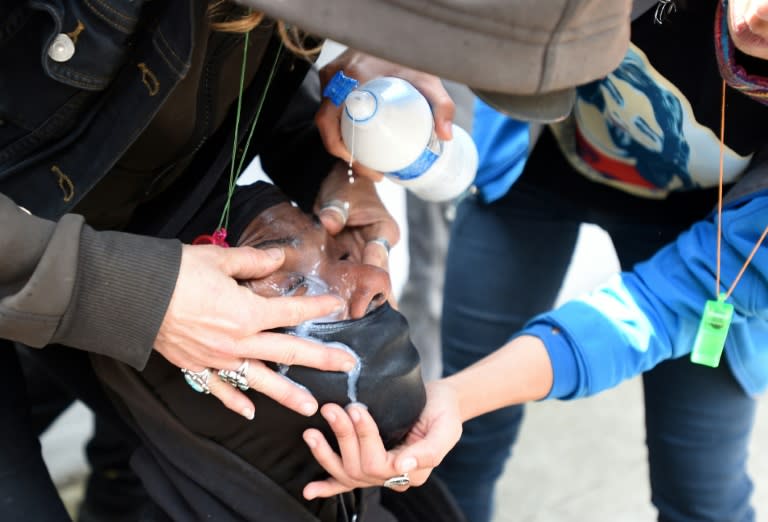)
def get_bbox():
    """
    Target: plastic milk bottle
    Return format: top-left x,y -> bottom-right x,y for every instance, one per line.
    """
324,73 -> 478,201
